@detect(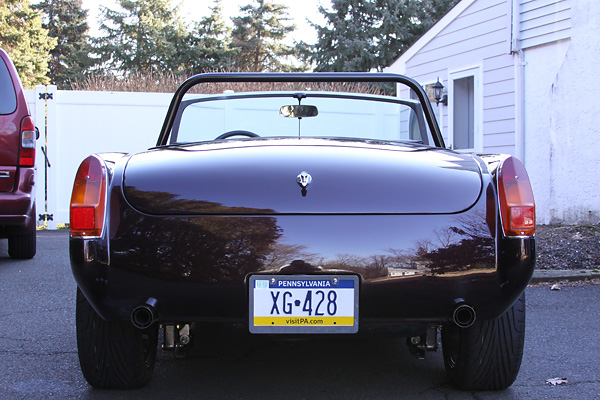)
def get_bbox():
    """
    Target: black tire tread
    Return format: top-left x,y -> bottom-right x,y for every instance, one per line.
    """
76,289 -> 158,389
442,293 -> 526,391
8,231 -> 36,259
